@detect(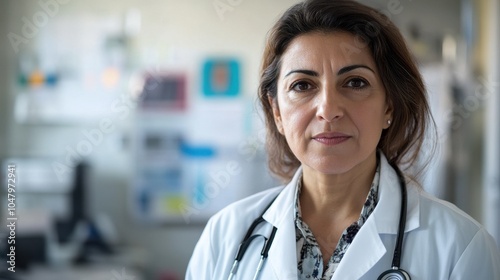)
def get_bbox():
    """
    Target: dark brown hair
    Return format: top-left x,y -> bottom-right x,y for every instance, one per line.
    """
258,0 -> 434,181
